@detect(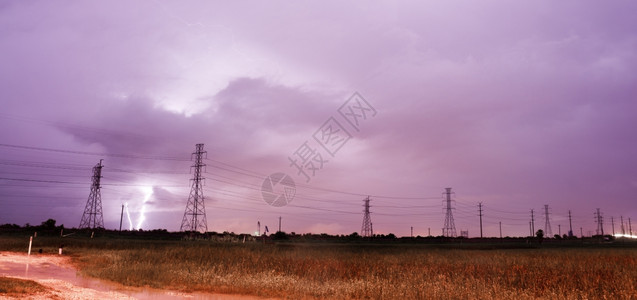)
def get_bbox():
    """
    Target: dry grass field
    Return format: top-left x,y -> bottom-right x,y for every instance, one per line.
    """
2,235 -> 636,299
0,276 -> 48,297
